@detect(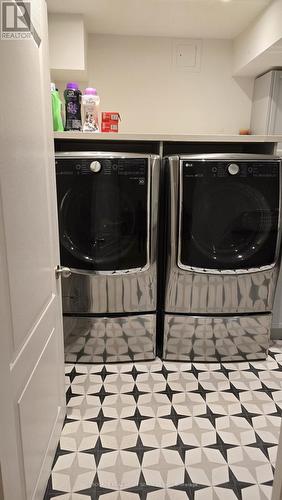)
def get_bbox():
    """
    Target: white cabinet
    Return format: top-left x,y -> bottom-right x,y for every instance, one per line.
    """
48,14 -> 87,80
250,70 -> 282,135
